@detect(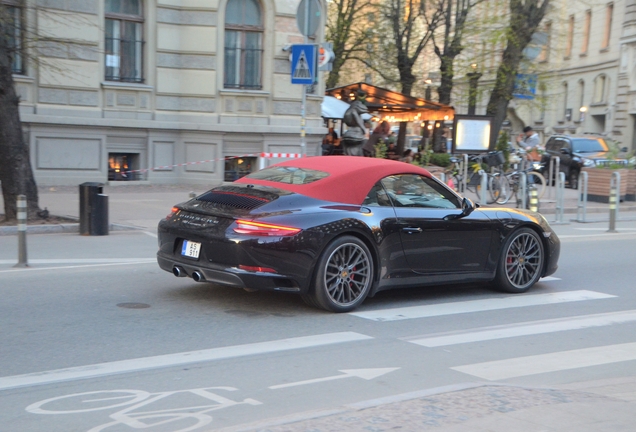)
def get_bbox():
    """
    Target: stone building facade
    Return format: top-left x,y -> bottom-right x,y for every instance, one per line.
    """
7,0 -> 326,186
